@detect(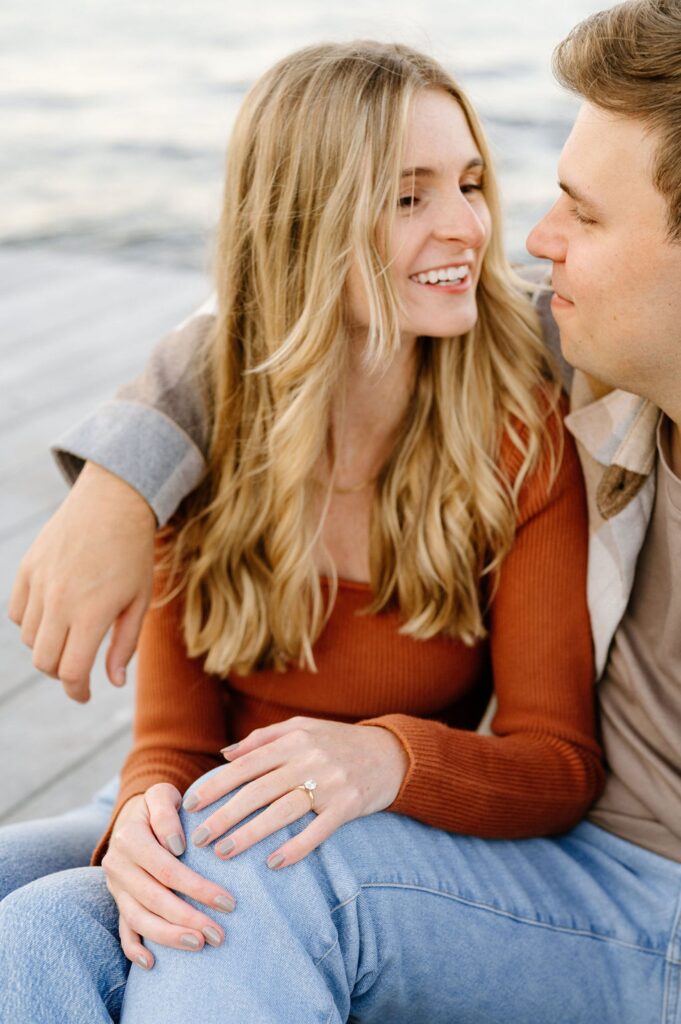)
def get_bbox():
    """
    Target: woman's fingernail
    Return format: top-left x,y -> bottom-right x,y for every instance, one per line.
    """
166,833 -> 185,856
215,838 -> 235,856
202,926 -> 223,947
220,743 -> 239,756
214,894 -> 236,913
267,853 -> 285,870
135,954 -> 149,969
115,667 -> 126,686
183,793 -> 200,811
180,934 -> 201,950
192,826 -> 211,847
